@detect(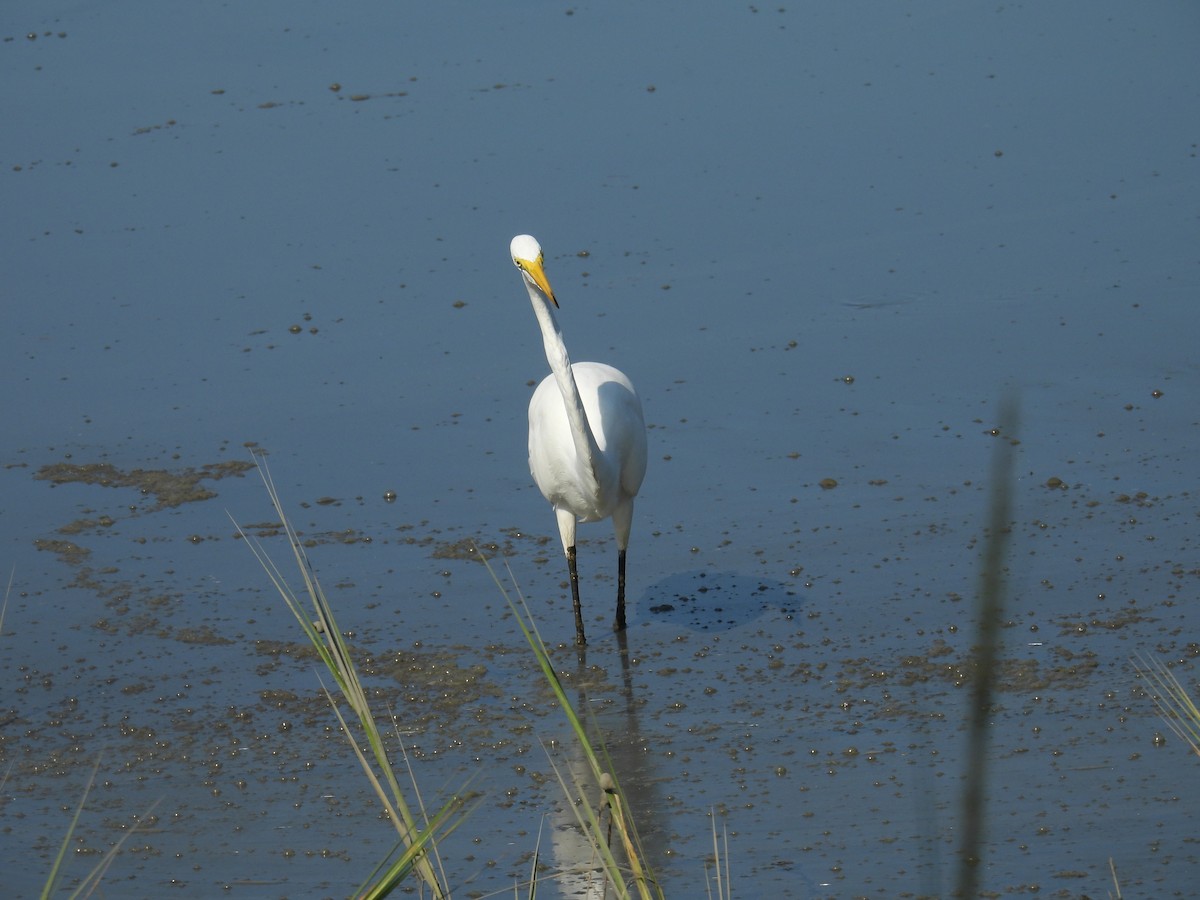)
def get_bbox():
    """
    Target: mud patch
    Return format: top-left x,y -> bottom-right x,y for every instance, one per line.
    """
35,460 -> 256,509
33,538 -> 91,566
